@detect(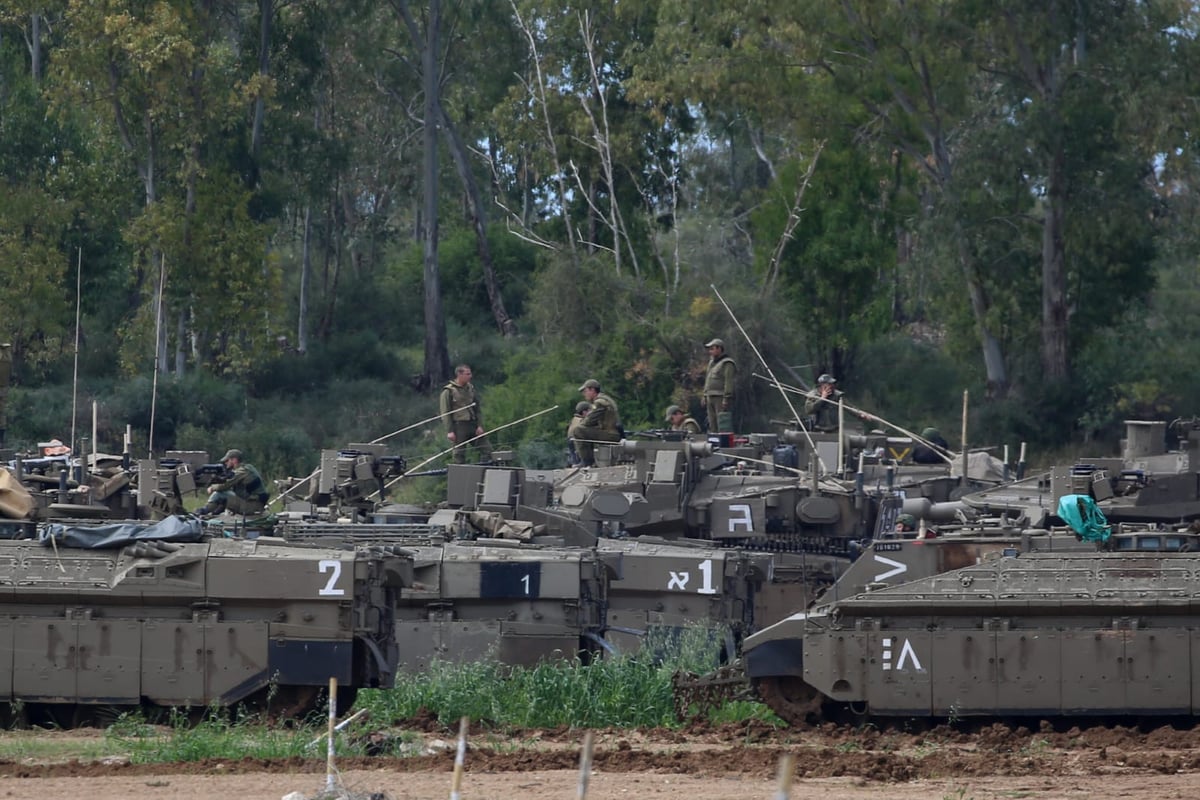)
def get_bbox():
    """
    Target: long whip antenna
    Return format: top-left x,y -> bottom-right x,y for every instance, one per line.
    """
70,248 -> 82,458
371,404 -> 559,499
148,253 -> 165,457
710,285 -> 826,473
751,373 -> 954,464
270,406 -> 475,509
